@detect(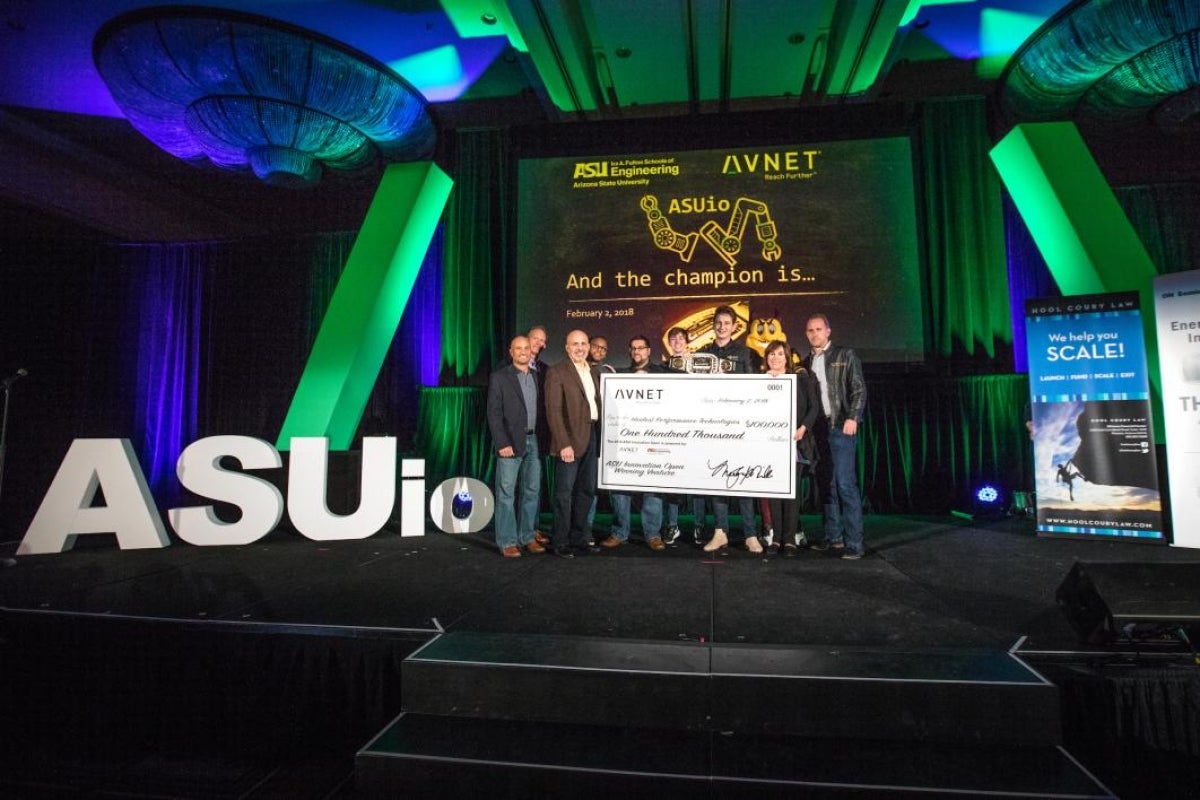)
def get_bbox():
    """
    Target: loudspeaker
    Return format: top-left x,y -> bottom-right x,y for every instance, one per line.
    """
1056,561 -> 1200,644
